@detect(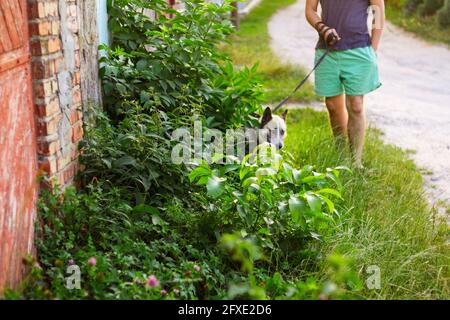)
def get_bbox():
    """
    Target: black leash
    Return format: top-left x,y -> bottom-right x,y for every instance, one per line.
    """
272,33 -> 338,113
272,48 -> 330,113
